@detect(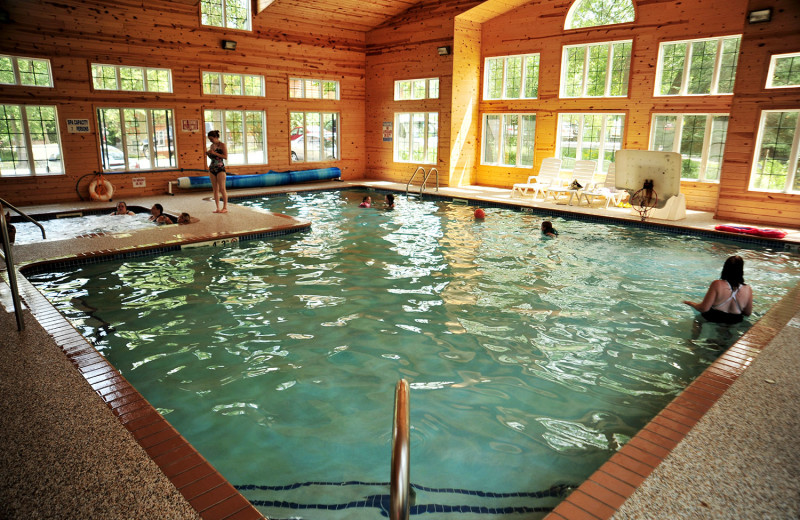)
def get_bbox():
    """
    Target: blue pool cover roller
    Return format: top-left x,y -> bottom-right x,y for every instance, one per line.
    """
176,167 -> 341,189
